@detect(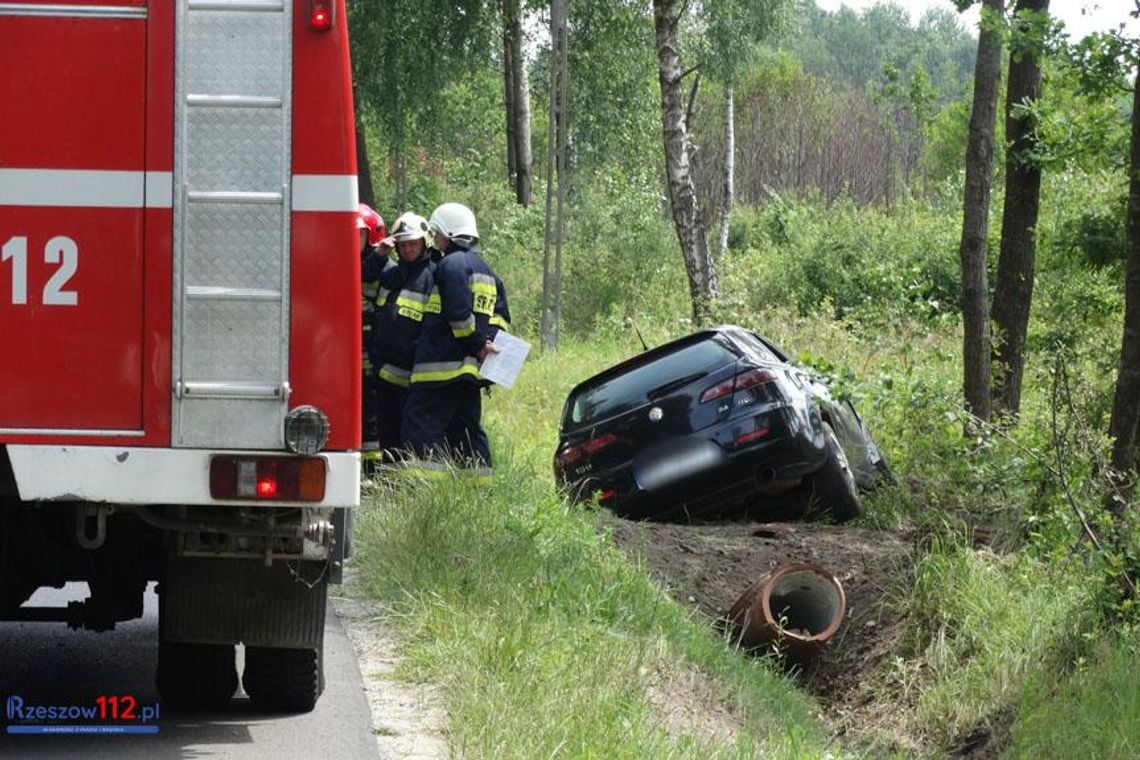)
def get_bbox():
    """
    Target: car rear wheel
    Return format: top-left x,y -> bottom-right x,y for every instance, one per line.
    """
811,422 -> 862,522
